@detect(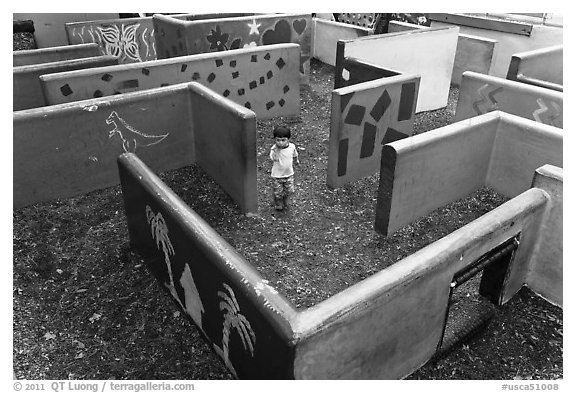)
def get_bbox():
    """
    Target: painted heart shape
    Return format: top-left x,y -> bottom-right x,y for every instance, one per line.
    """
262,20 -> 291,45
293,19 -> 307,35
